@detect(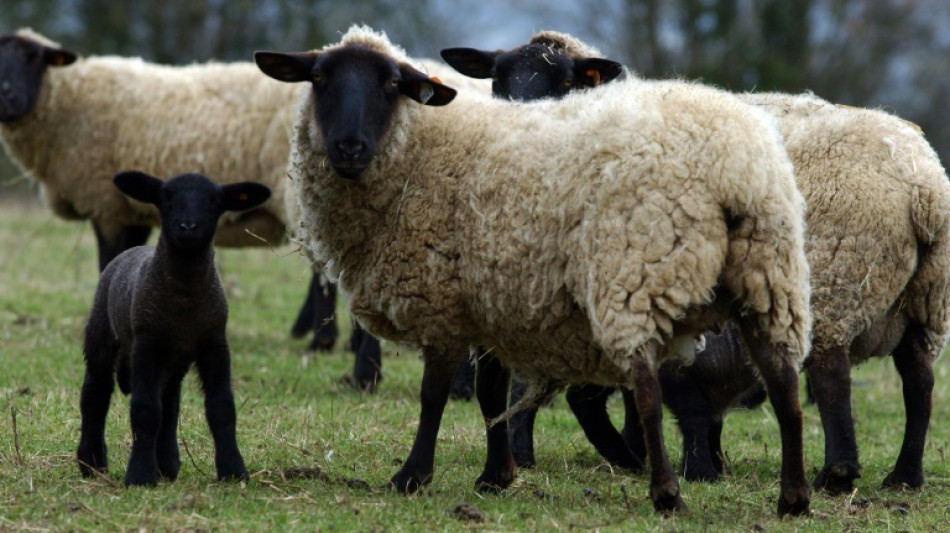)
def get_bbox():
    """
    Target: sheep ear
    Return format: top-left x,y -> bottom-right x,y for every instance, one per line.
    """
439,48 -> 498,79
221,182 -> 271,212
572,57 -> 625,88
254,51 -> 319,83
44,47 -> 77,67
114,171 -> 163,205
398,63 -> 456,106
